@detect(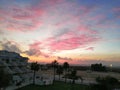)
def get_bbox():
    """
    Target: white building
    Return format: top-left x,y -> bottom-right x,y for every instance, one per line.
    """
0,50 -> 53,89
0,50 -> 32,85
